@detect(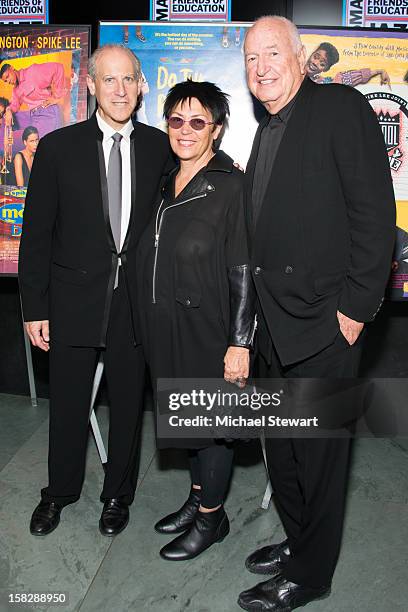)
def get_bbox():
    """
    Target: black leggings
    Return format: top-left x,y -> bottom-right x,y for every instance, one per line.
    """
188,443 -> 234,508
